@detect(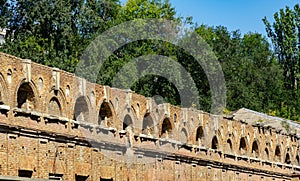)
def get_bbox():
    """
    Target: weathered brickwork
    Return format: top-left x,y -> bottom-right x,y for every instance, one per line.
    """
0,52 -> 299,181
